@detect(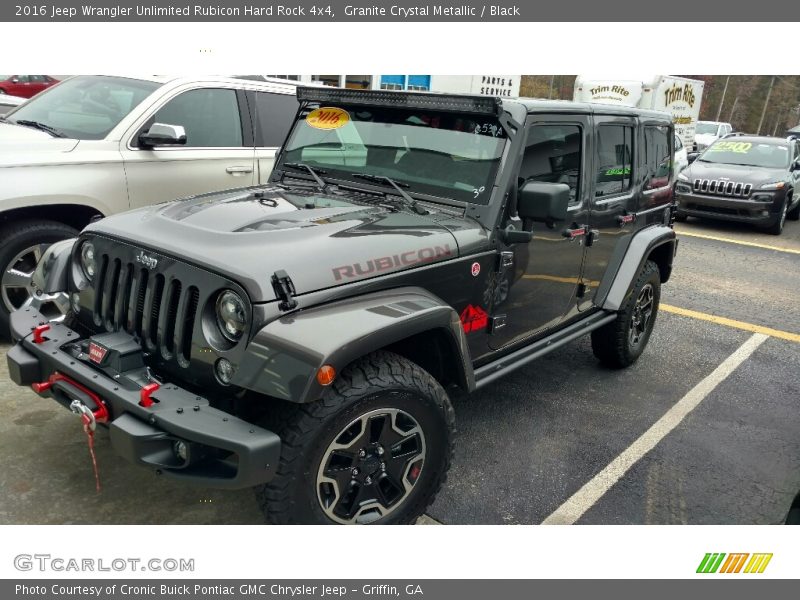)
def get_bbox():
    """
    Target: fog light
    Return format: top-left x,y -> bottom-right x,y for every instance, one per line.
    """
760,210 -> 770,217
71,293 -> 81,314
215,358 -> 235,385
173,440 -> 188,462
